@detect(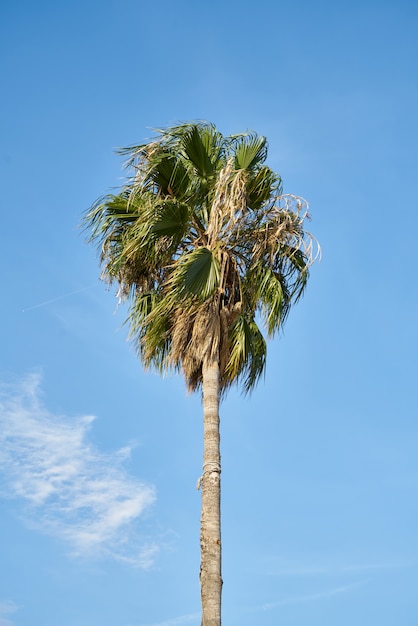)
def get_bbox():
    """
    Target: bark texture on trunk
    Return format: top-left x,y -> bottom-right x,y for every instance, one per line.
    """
200,359 -> 222,626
